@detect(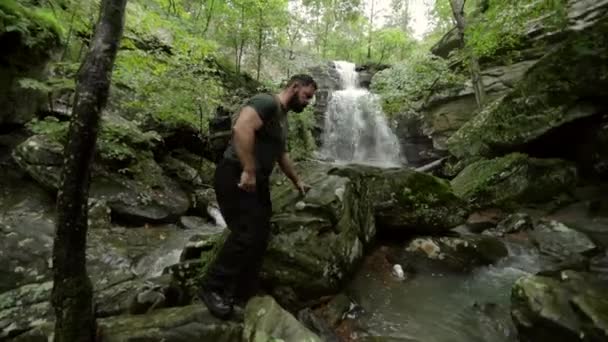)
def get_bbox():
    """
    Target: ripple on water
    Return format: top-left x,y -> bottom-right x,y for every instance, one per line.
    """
347,241 -> 541,342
